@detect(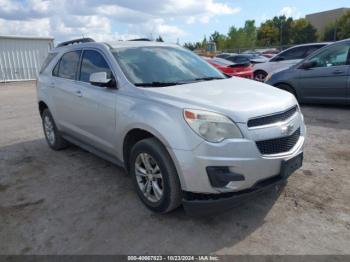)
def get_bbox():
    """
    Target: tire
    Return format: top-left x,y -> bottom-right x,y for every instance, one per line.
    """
276,83 -> 297,99
42,109 -> 69,150
129,137 -> 182,213
254,70 -> 267,82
